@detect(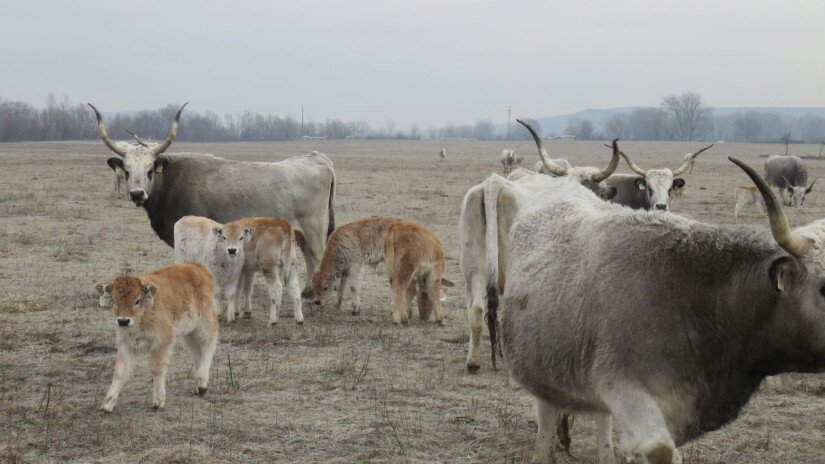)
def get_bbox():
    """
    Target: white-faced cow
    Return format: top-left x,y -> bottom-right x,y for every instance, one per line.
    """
438,147 -> 446,162
605,144 -> 713,211
764,155 -> 816,207
500,149 -> 516,174
458,129 -> 620,372
500,154 -> 825,463
89,103 -> 336,295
